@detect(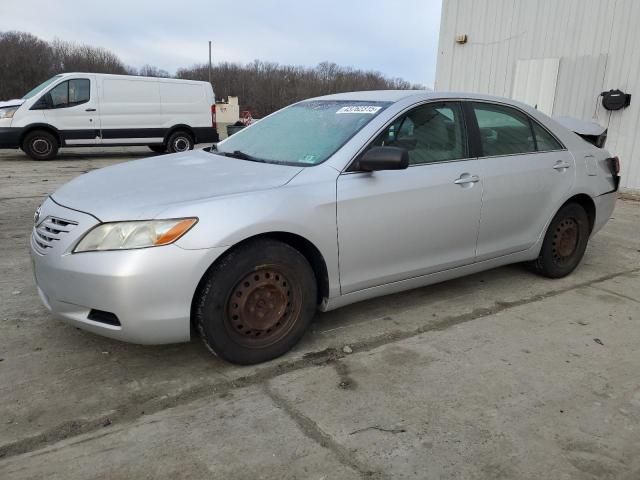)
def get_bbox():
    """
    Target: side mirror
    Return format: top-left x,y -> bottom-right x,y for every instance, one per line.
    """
358,146 -> 409,172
